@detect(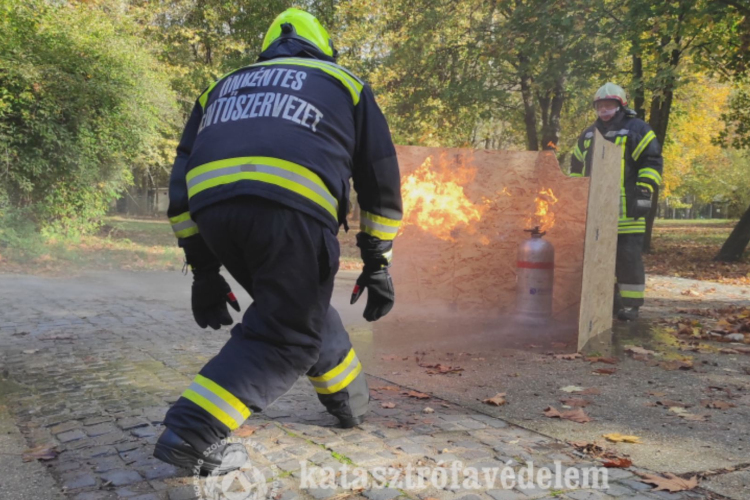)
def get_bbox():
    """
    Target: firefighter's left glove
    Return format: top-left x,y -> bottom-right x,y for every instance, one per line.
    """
633,186 -> 652,219
191,271 -> 241,330
350,266 -> 394,322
